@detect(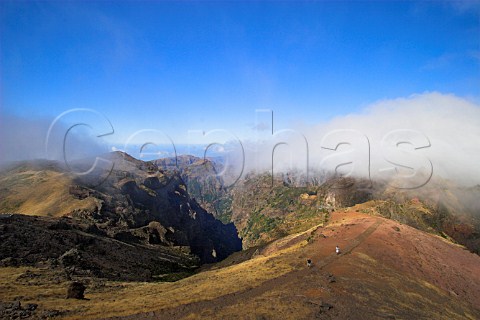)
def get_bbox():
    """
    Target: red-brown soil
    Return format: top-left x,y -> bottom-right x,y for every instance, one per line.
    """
113,211 -> 480,319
